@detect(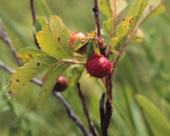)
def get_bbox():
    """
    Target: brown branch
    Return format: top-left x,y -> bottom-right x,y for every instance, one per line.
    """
100,93 -> 105,134
0,60 -> 89,136
77,83 -> 98,136
30,0 -> 40,49
110,0 -> 117,38
0,21 -> 21,66
102,73 -> 113,136
53,91 -> 90,136
93,0 -> 106,56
